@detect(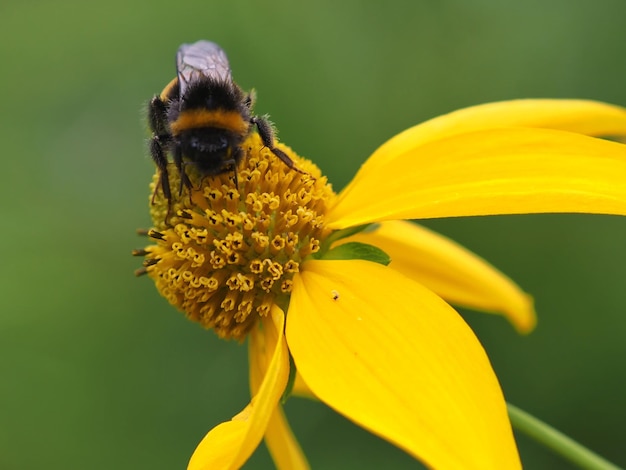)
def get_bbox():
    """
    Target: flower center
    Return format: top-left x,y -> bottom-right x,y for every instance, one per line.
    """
135,133 -> 336,341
